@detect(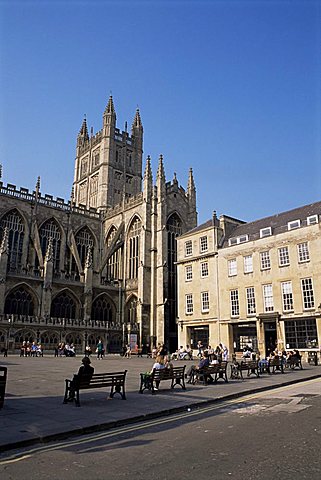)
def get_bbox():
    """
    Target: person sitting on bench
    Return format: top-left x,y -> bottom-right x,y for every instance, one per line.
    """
66,356 -> 94,401
186,351 -> 210,383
